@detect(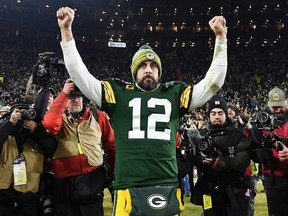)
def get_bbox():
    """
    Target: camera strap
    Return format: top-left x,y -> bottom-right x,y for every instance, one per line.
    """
14,131 -> 26,154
